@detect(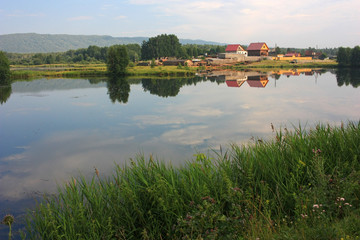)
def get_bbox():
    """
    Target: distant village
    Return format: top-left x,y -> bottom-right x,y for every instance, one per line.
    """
144,42 -> 326,67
